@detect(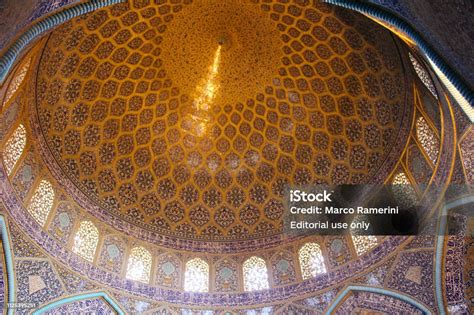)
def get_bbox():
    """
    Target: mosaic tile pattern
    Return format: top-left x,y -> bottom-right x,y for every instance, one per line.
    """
98,235 -> 127,274
274,304 -> 312,314
3,123 -> 26,175
417,85 -> 440,131
11,145 -> 39,201
387,251 -> 435,309
445,153 -> 470,201
404,235 -> 436,250
9,223 -> 44,258
407,143 -> 433,185
325,236 -> 352,267
0,243 -> 4,312
15,260 -> 64,312
445,214 -> 469,313
416,116 -> 439,165
459,127 -> 474,185
44,297 -> 115,314
294,288 -> 339,312
113,293 -> 154,314
53,263 -> 97,294
355,257 -> 395,287
35,0 -> 408,241
466,233 -> 474,313
369,0 -> 474,86
214,258 -> 238,292
0,187 -> 411,305
47,200 -> 78,244
271,251 -> 297,286
0,0 -> 466,310
334,291 -> 424,314
0,93 -> 22,141
0,0 -> 79,51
